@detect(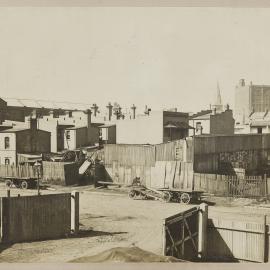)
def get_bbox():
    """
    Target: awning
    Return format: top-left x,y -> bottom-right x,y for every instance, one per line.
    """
164,122 -> 194,129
